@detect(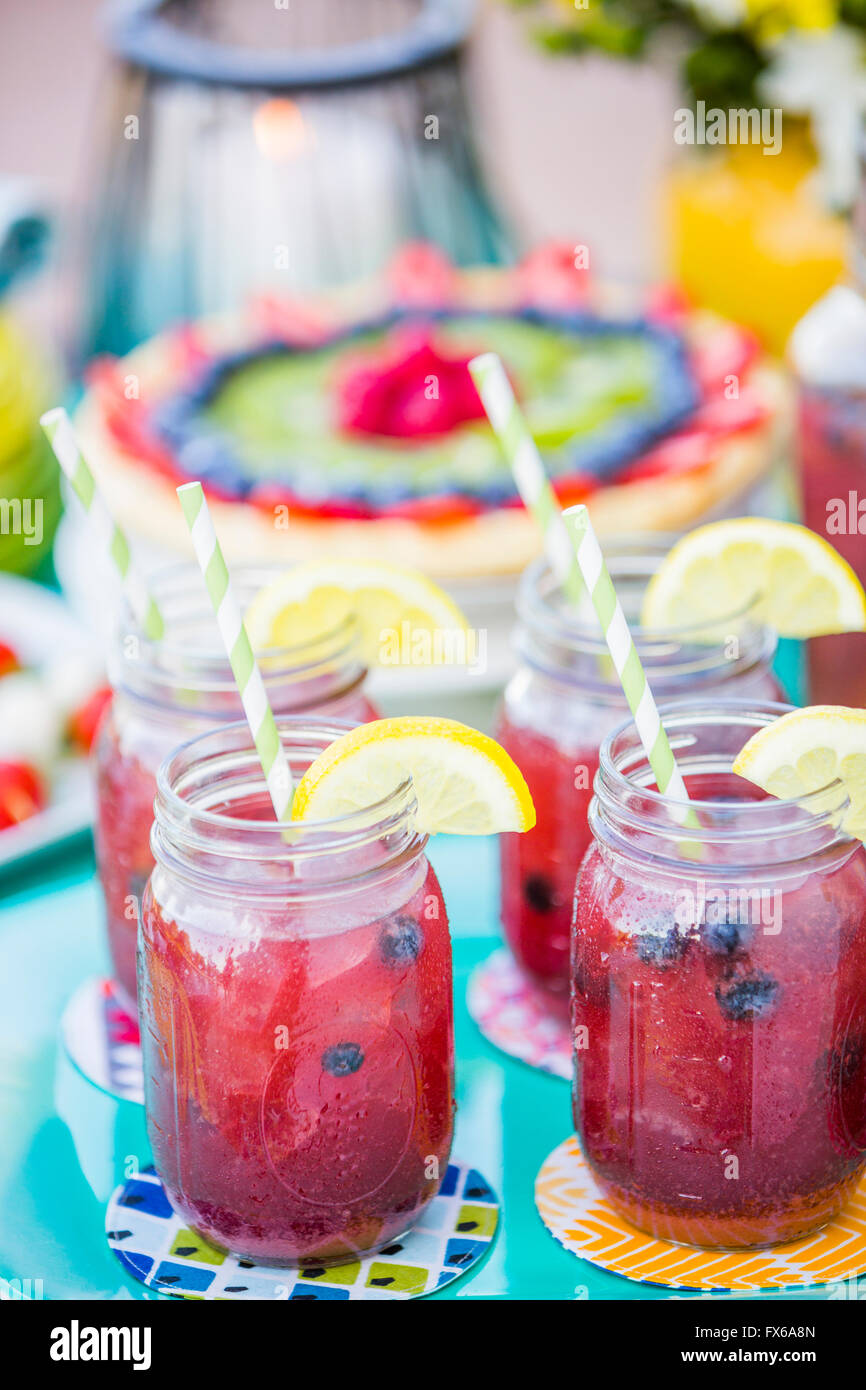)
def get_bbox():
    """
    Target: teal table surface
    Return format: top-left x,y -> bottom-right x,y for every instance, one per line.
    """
0,803 -> 835,1303
0,644 -> 817,1302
